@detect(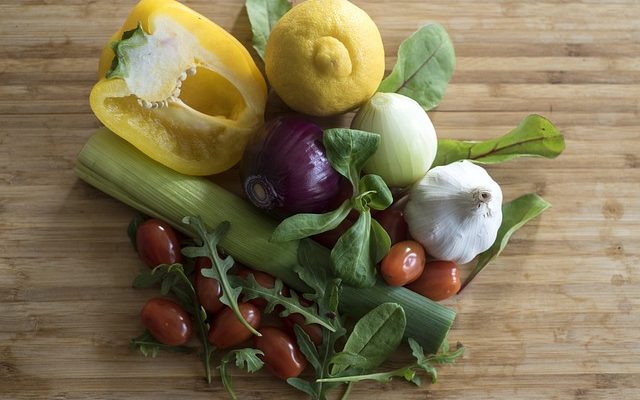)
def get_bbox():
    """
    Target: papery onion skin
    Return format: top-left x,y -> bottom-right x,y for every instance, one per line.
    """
240,116 -> 341,217
351,92 -> 438,188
